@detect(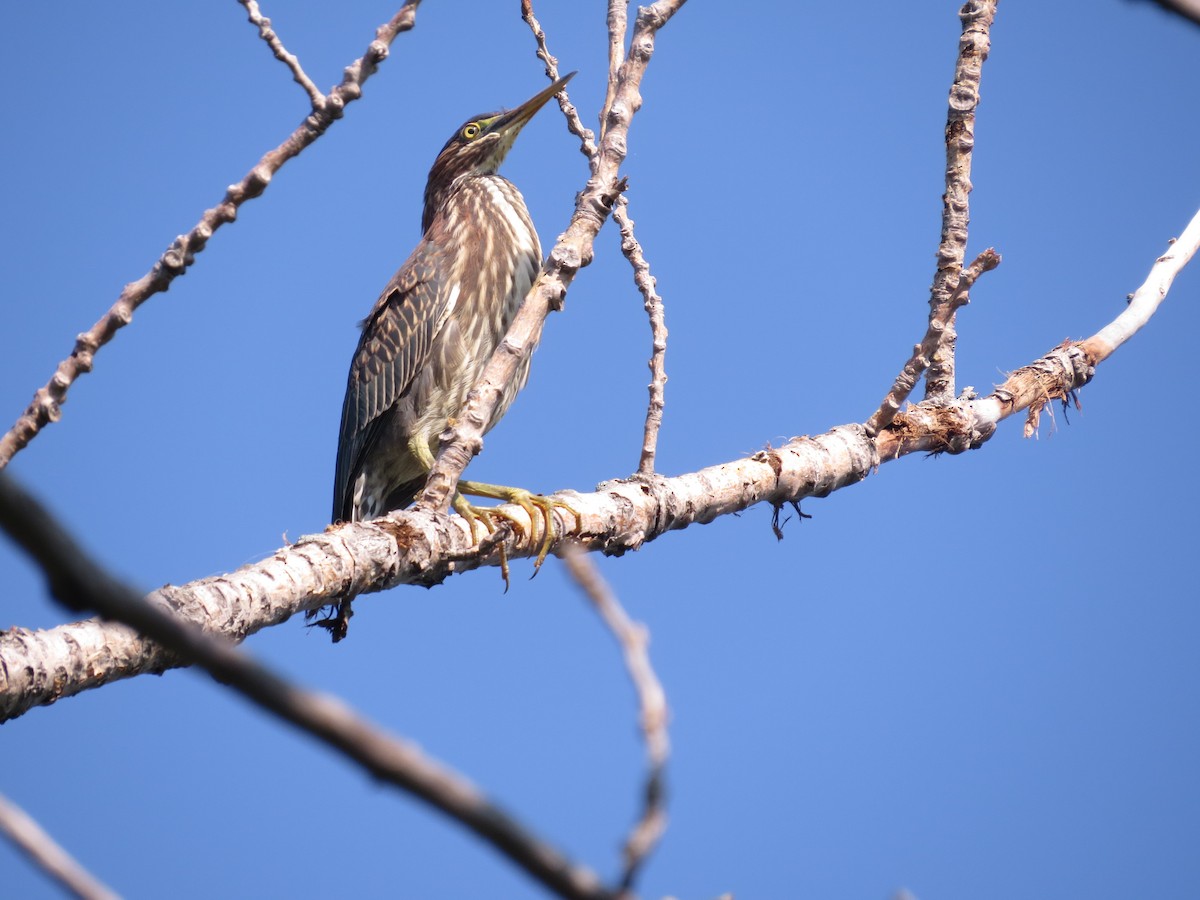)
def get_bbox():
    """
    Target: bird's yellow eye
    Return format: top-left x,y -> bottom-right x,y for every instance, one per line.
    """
462,122 -> 481,140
